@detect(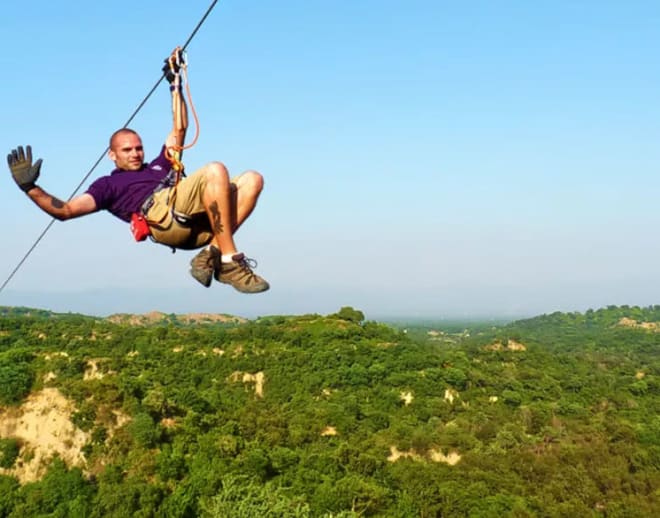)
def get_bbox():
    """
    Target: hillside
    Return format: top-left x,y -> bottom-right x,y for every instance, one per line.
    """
0,305 -> 658,516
